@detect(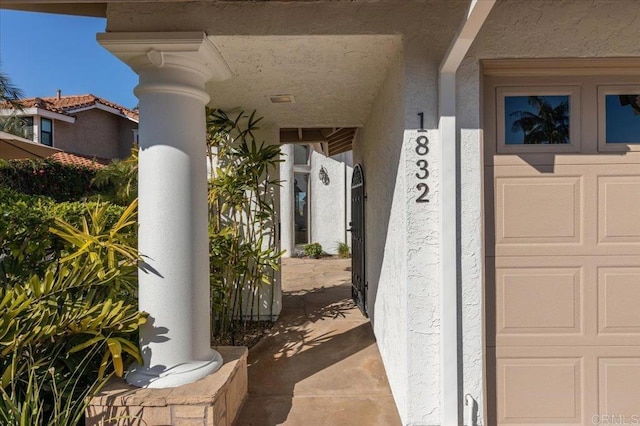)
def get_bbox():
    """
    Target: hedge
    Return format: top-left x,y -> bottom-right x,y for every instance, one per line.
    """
0,158 -> 101,201
0,188 -> 128,282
